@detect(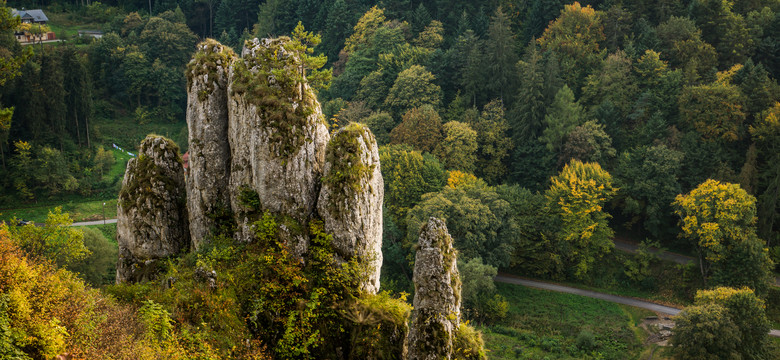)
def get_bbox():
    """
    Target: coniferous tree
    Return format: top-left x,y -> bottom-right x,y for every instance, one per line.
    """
460,30 -> 485,107
37,51 -> 66,146
485,7 -> 518,104
62,47 -> 93,148
509,43 -> 546,142
320,0 -> 352,61
540,85 -> 585,153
